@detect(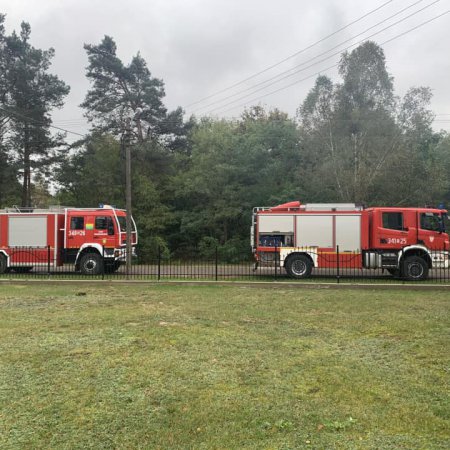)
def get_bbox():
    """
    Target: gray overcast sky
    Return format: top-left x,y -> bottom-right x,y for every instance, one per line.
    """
2,0 -> 450,141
